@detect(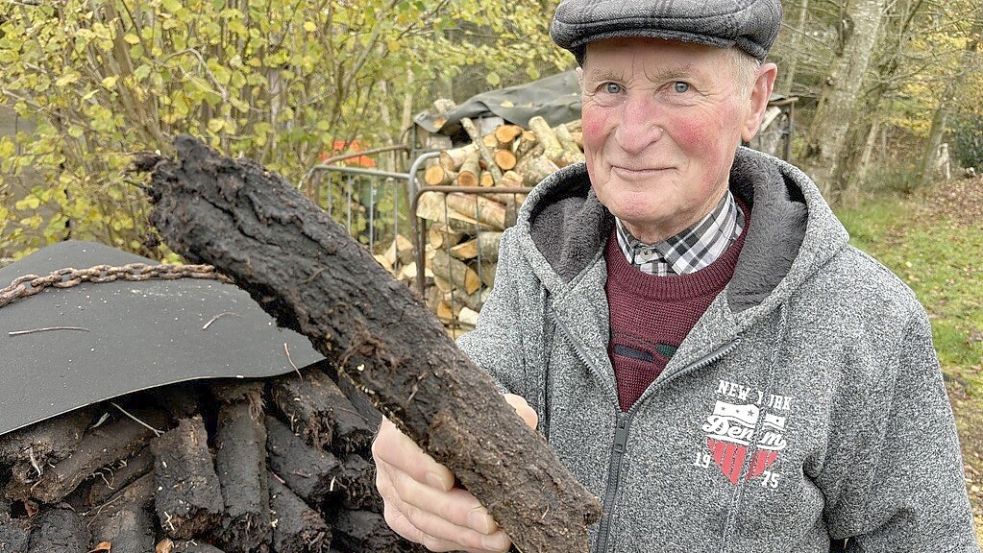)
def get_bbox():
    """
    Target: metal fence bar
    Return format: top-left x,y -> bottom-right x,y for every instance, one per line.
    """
345,174 -> 353,234
303,154 -> 547,331
326,171 -> 334,216
302,151 -> 439,273
369,179 -> 376,252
